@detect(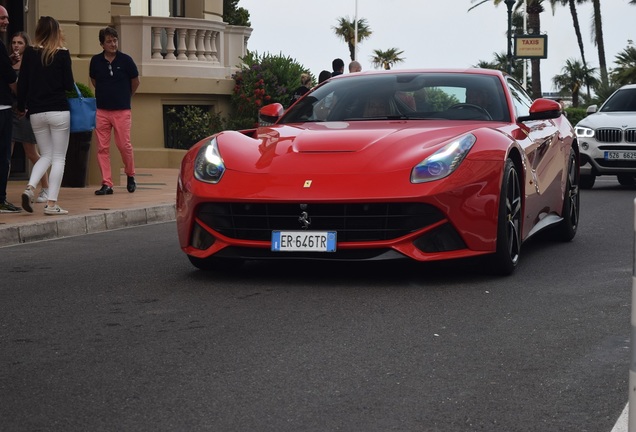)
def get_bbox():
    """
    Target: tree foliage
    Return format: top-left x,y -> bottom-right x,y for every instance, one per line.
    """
370,48 -> 405,70
552,58 -> 598,107
223,0 -> 251,26
611,45 -> 636,86
332,17 -> 373,61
